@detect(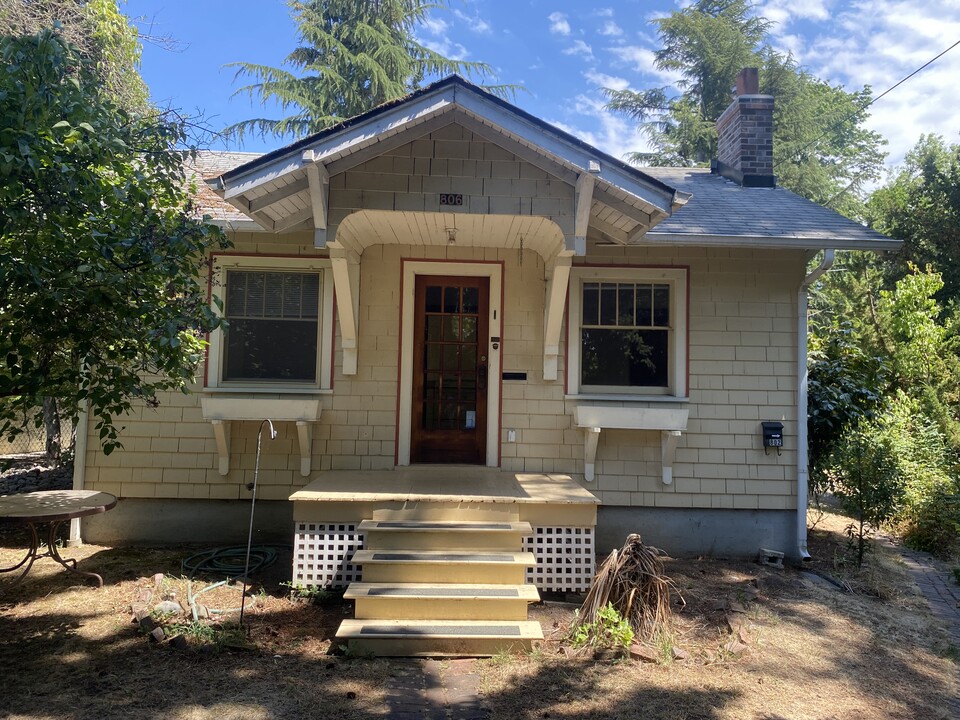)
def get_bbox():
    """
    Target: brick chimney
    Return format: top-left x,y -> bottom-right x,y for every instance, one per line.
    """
712,68 -> 775,187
